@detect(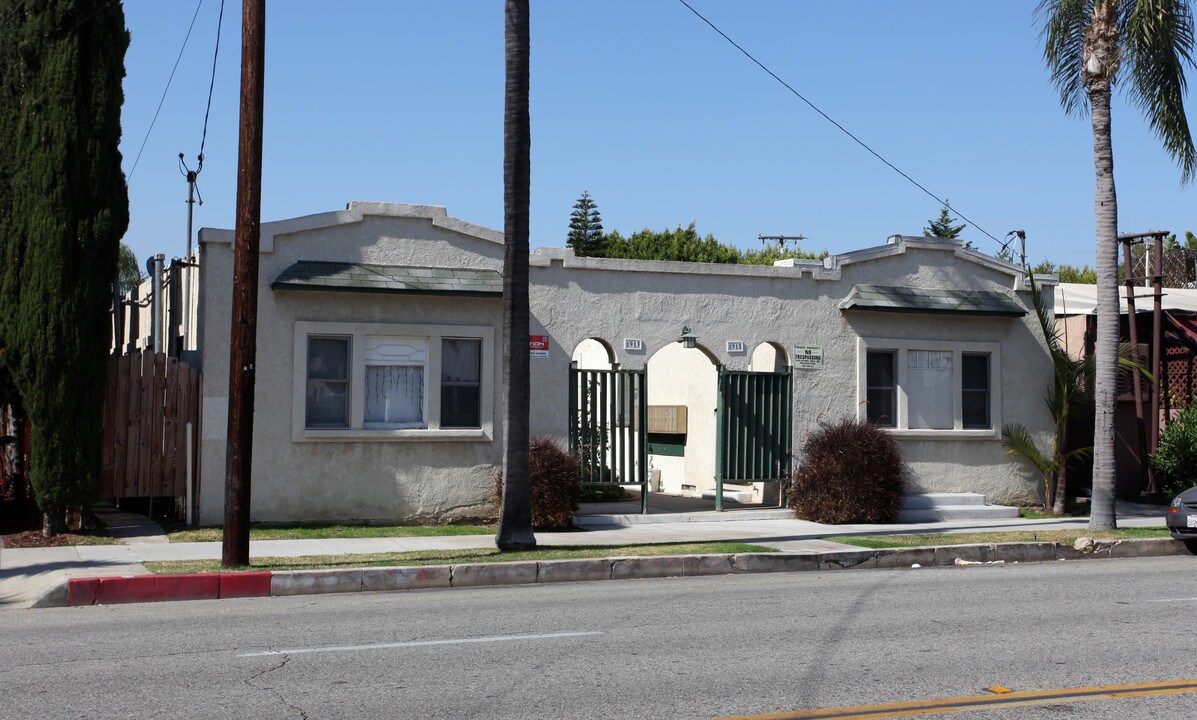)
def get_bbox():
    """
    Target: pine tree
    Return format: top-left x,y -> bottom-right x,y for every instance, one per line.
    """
923,201 -> 967,240
0,0 -> 130,534
566,191 -> 604,256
